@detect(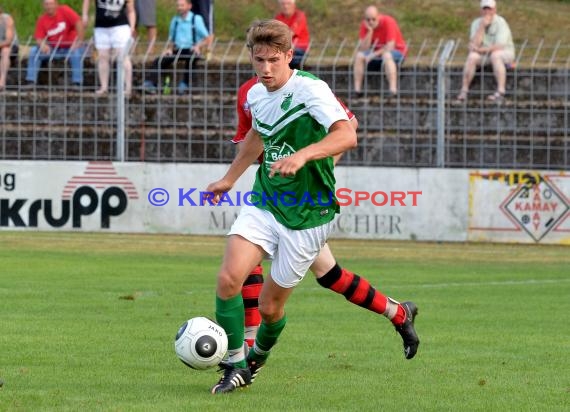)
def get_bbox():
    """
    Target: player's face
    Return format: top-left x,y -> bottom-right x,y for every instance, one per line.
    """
251,45 -> 293,92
